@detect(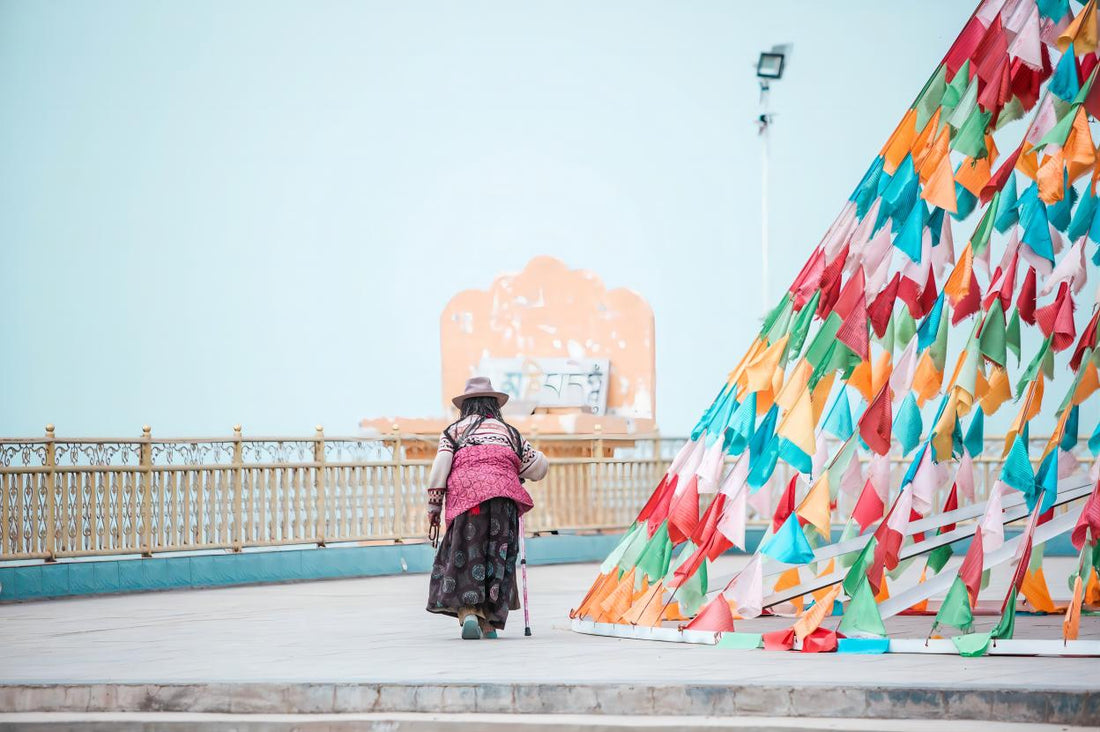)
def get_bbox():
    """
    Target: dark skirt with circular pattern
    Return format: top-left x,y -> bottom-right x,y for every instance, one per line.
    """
426,496 -> 520,630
